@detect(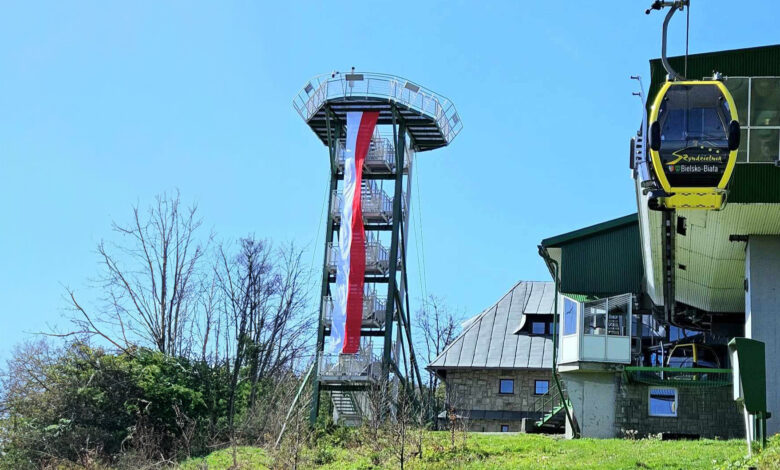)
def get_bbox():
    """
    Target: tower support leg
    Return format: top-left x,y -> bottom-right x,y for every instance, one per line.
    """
383,112 -> 406,385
